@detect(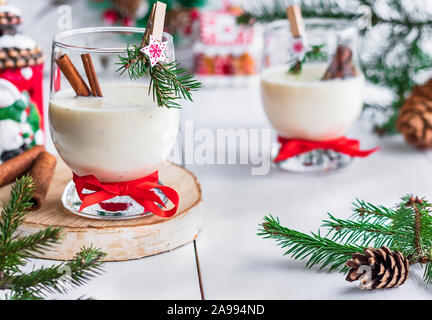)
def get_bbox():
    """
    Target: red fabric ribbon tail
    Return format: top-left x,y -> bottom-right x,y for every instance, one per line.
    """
275,136 -> 379,162
72,172 -> 179,218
